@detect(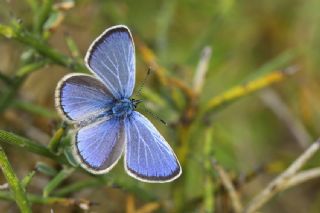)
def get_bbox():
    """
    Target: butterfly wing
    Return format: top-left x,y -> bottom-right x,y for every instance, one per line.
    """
74,117 -> 125,174
85,25 -> 135,99
55,73 -> 114,123
124,112 -> 182,182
